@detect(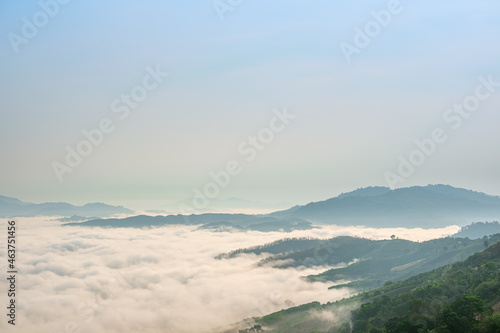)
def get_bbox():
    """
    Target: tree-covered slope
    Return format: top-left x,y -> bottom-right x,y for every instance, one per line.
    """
219,234 -> 500,291
348,240 -> 500,332
240,240 -> 500,333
